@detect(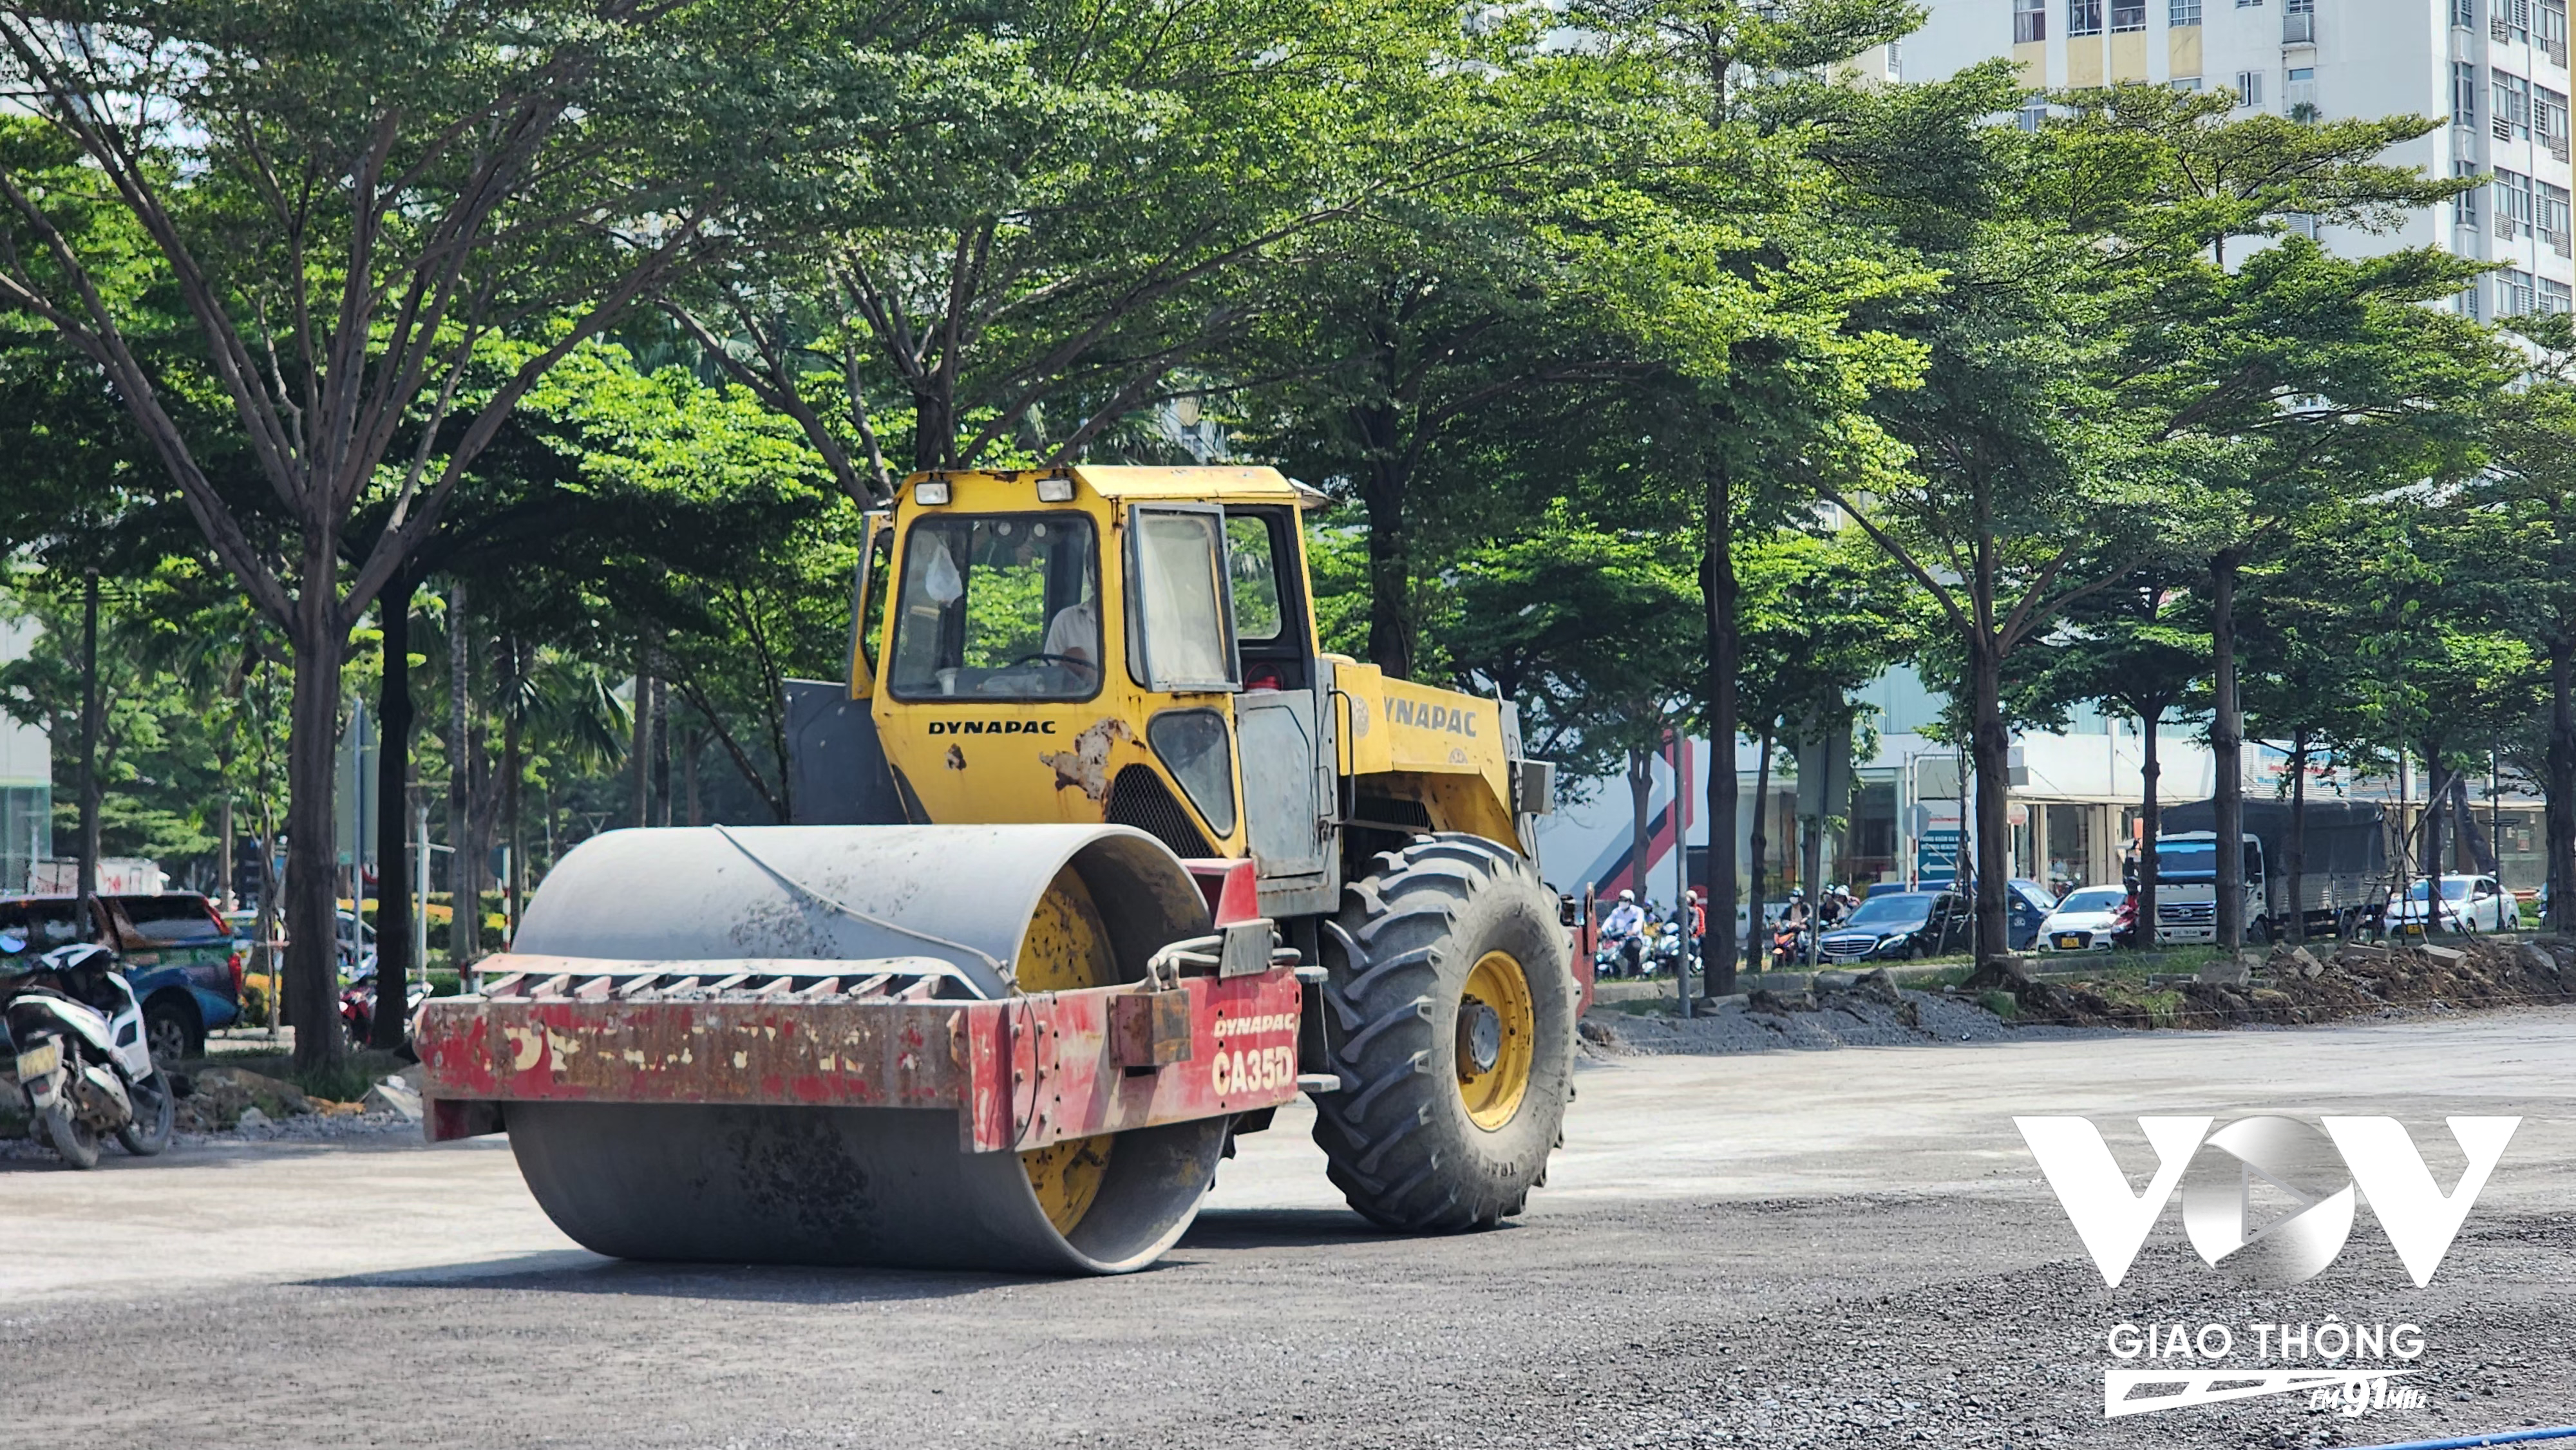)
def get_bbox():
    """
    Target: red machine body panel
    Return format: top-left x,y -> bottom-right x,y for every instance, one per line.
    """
415,957 -> 1304,1153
